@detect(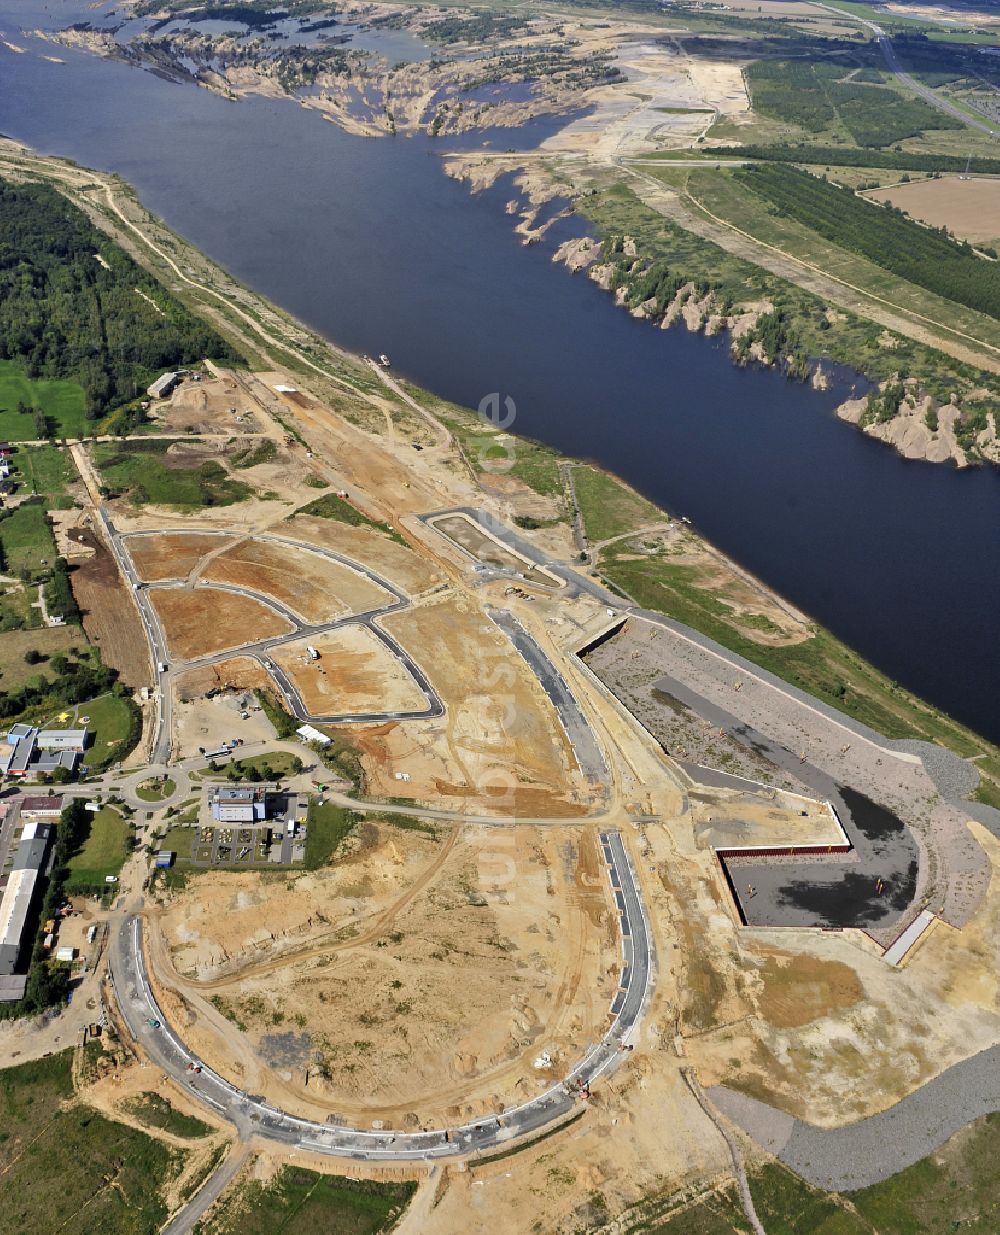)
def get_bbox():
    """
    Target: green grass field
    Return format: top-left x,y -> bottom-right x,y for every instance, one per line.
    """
214,751 -> 303,780
0,361 -> 89,441
64,805 -> 130,890
93,443 -> 251,510
200,1166 -> 415,1235
572,465 -> 662,544
0,501 -> 57,581
80,692 -> 141,770
16,444 -> 77,507
0,1050 -> 186,1235
305,801 -> 358,869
